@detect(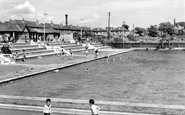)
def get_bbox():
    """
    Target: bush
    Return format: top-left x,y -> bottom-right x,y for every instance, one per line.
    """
127,34 -> 137,41
100,39 -> 114,45
113,37 -> 123,43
